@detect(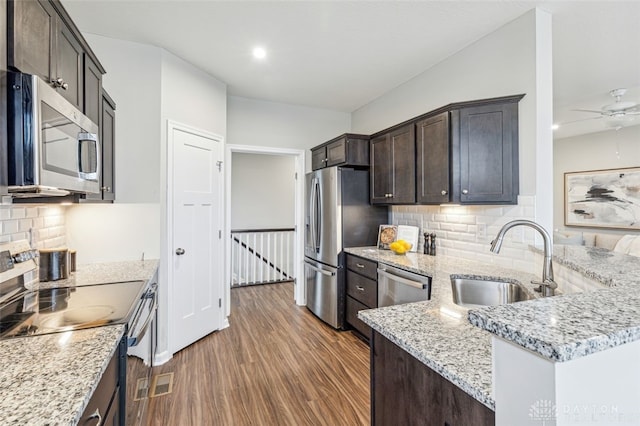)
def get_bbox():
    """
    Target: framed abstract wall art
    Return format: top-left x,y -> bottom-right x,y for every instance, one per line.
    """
565,167 -> 640,230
